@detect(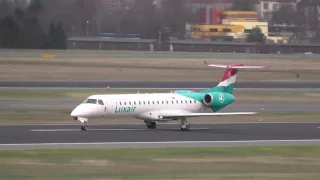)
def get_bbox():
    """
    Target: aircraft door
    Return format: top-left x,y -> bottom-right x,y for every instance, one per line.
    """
97,99 -> 106,117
